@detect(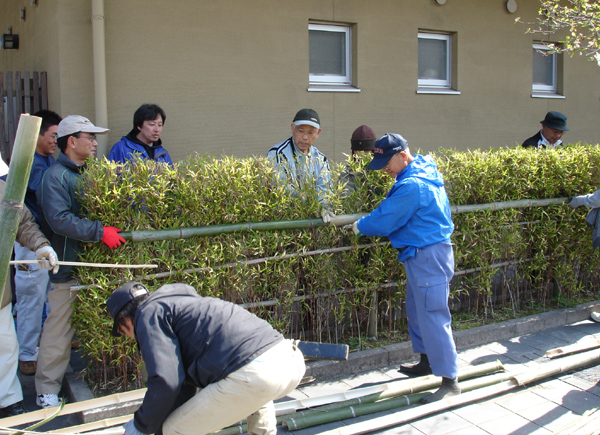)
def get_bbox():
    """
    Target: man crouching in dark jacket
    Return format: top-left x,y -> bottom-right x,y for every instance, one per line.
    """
107,282 -> 306,435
